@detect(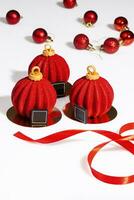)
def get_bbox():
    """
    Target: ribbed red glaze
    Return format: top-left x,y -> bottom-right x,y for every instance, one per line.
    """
12,77 -> 56,118
28,54 -> 70,83
70,76 -> 114,118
